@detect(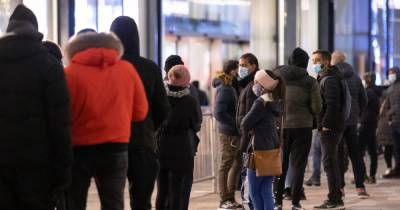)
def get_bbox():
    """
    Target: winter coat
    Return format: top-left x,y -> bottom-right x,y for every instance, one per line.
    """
157,85 -> 202,171
387,79 -> 400,127
214,73 -> 239,136
241,96 -> 282,151
360,85 -> 380,124
274,65 -> 321,128
65,32 -> 148,148
0,4 -> 72,188
236,71 -> 258,150
336,62 -> 367,126
110,16 -> 169,153
377,93 -> 393,146
317,66 -> 346,131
